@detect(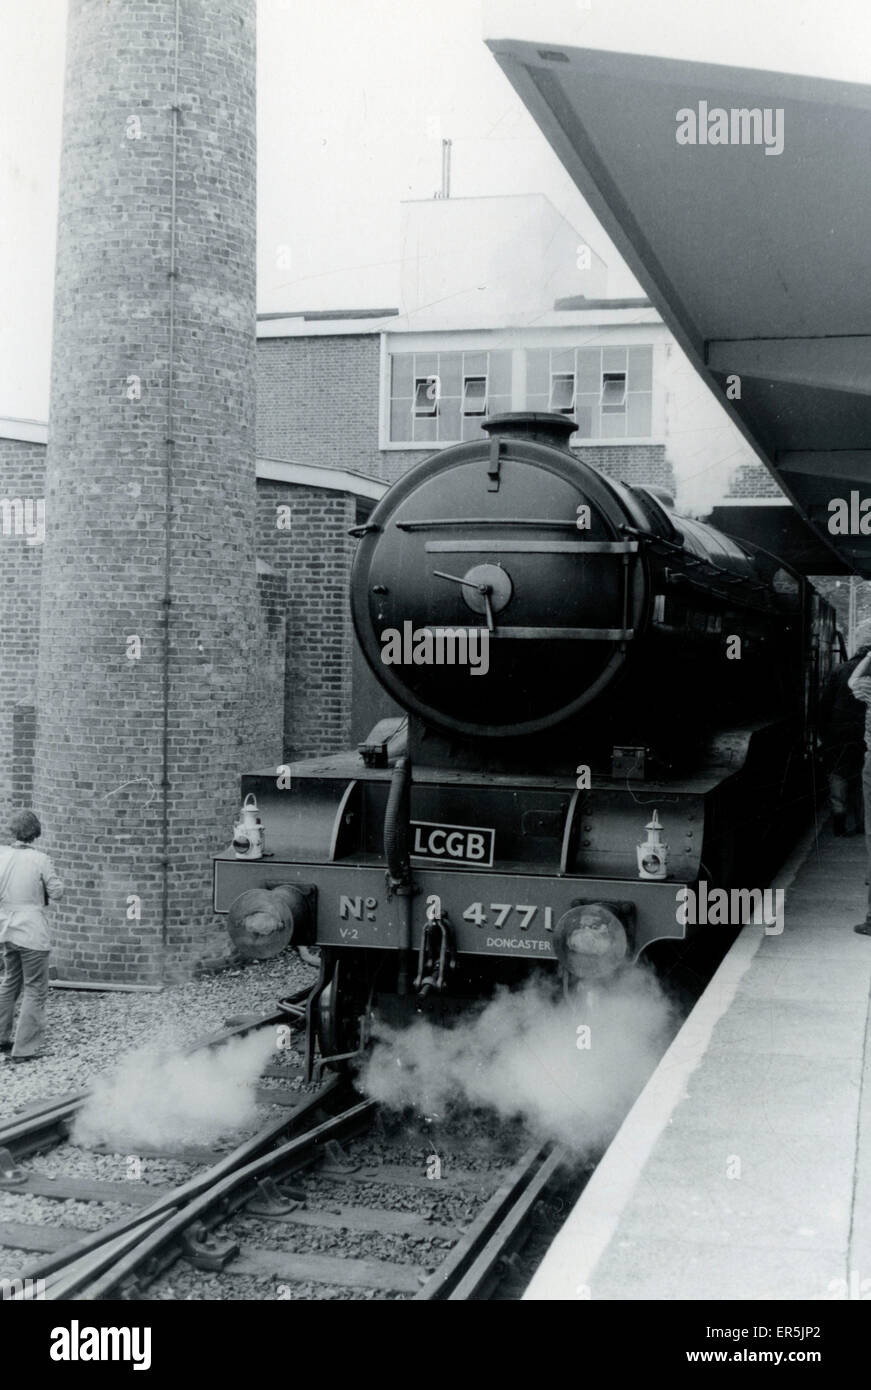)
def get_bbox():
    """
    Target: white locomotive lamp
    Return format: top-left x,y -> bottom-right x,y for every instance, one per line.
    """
636,809 -> 668,880
233,792 -> 264,860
